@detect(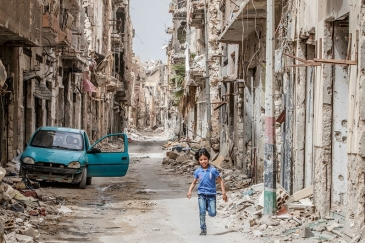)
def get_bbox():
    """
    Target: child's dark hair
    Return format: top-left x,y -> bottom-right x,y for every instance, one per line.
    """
194,148 -> 211,161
